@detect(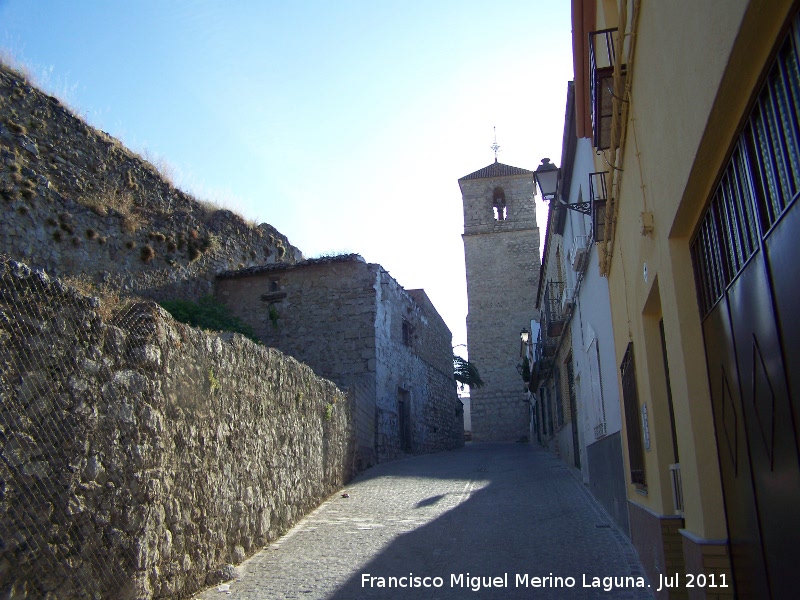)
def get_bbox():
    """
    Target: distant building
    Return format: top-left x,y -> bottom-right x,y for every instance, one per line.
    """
458,161 -> 541,442
215,254 -> 464,471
